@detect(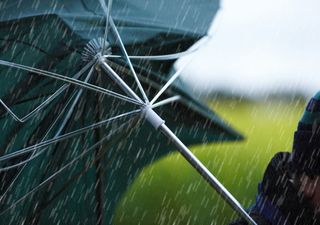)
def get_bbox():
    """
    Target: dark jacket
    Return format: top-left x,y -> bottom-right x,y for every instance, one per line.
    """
229,152 -> 320,225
